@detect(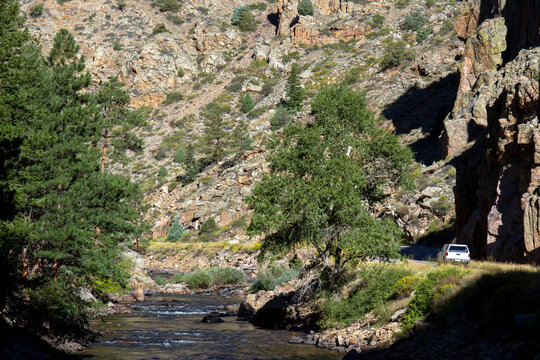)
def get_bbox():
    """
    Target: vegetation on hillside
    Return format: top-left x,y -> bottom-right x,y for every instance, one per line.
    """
247,84 -> 414,291
0,1 -> 144,340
